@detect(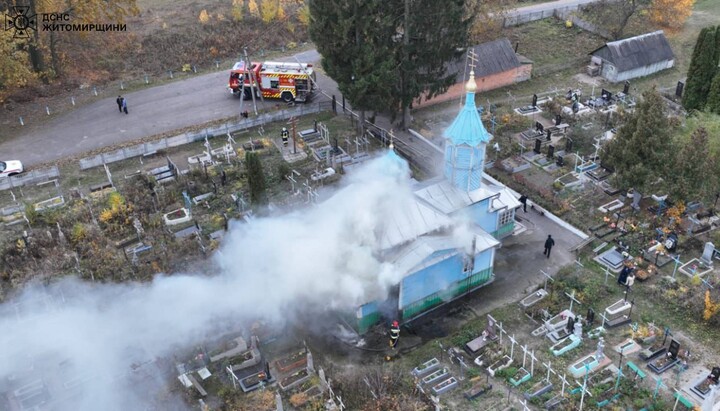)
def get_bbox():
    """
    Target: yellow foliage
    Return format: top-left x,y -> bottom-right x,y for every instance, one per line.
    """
248,0 -> 260,18
107,192 -> 125,209
232,0 -> 244,21
297,3 -> 310,26
199,9 -> 211,23
277,4 -> 286,20
71,223 -> 88,244
704,290 -> 720,321
0,28 -> 37,104
691,274 -> 702,287
260,0 -> 278,23
649,0 -> 695,31
99,209 -> 114,223
290,392 -> 308,406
